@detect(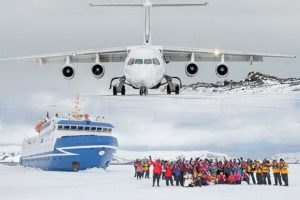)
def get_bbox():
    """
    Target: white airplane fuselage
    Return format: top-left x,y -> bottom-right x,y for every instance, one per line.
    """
124,45 -> 165,89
